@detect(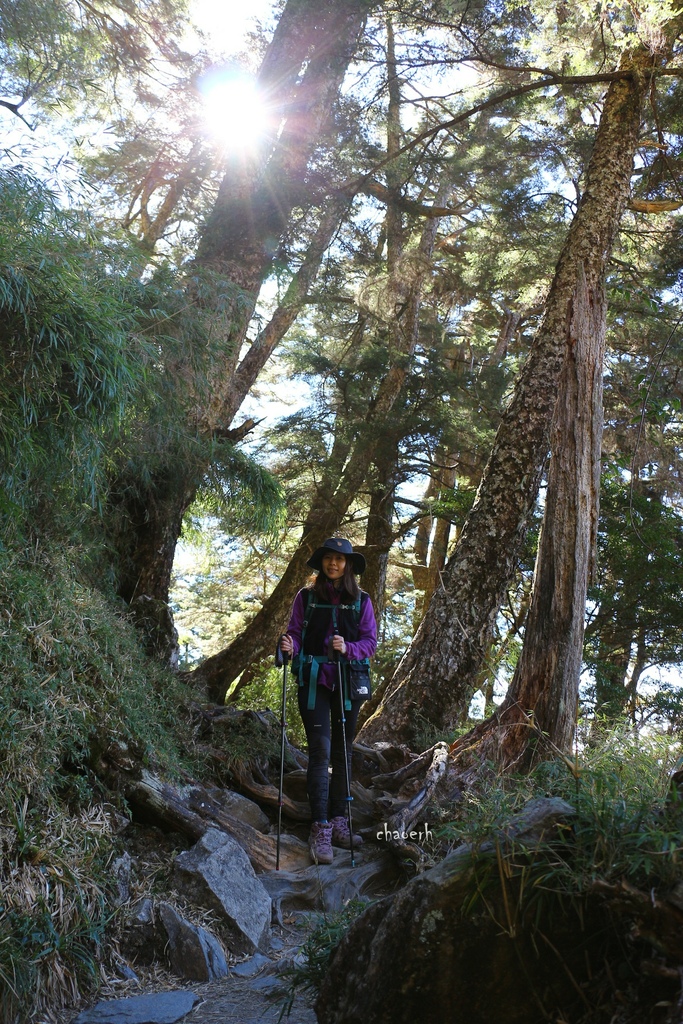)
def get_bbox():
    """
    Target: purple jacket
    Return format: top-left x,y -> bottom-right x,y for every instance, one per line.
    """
286,583 -> 377,690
